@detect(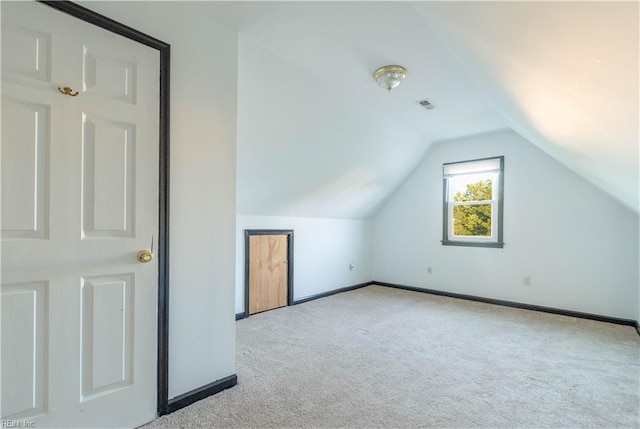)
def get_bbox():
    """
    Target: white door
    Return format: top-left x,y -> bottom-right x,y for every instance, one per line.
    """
1,2 -> 160,427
